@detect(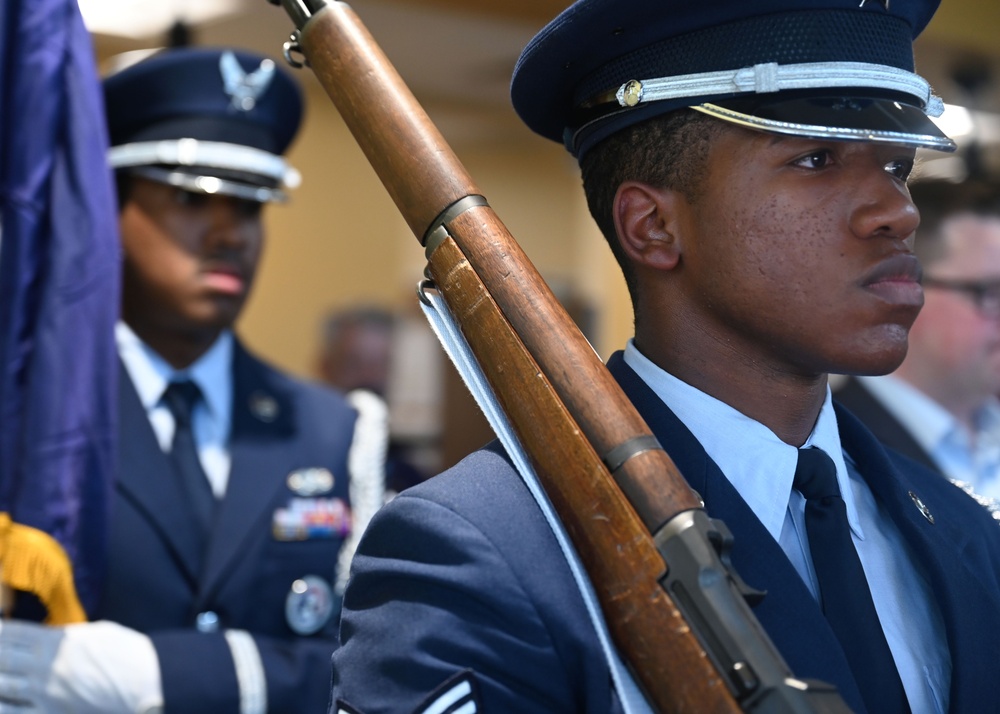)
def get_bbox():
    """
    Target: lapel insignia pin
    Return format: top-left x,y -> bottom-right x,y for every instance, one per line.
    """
249,392 -> 279,422
908,490 -> 934,524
